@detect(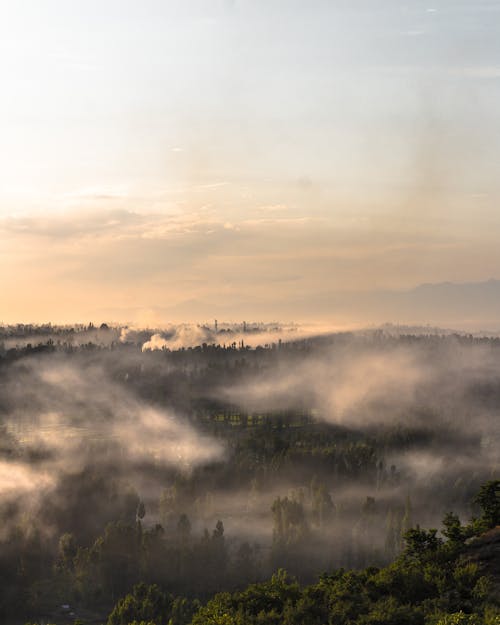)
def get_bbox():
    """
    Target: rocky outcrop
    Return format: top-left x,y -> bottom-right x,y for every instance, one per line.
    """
464,526 -> 500,598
